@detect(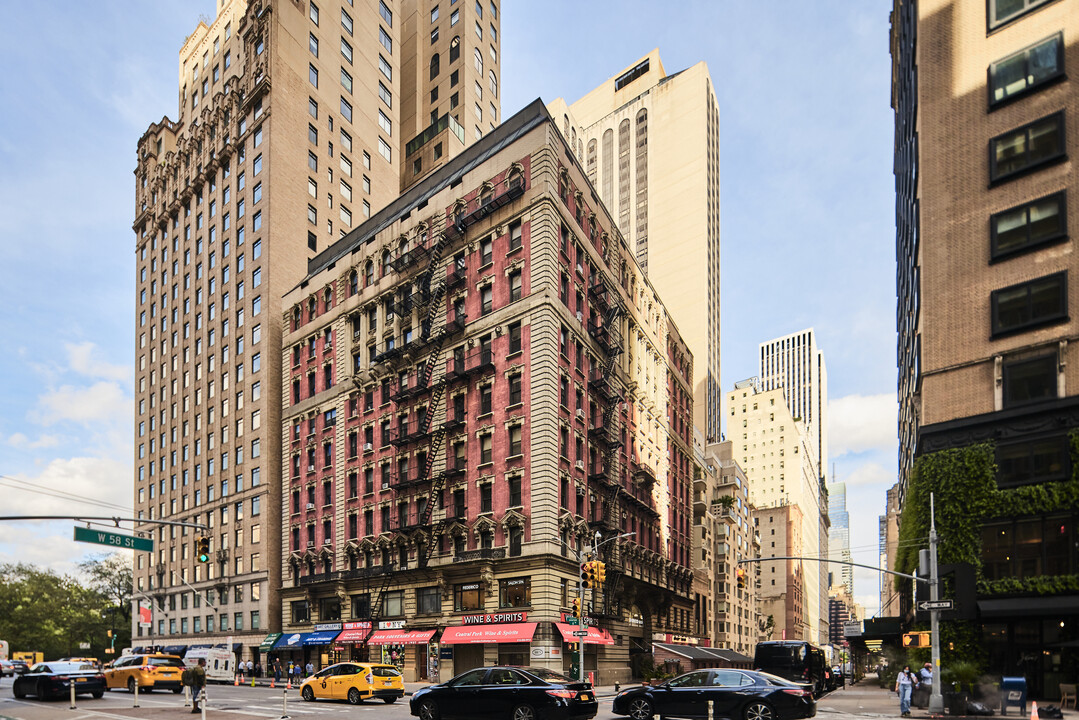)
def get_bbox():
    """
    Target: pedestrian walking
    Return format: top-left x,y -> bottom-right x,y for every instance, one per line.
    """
191,658 -> 207,714
305,661 -> 313,677
274,660 -> 282,683
254,661 -> 262,679
896,665 -> 919,717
